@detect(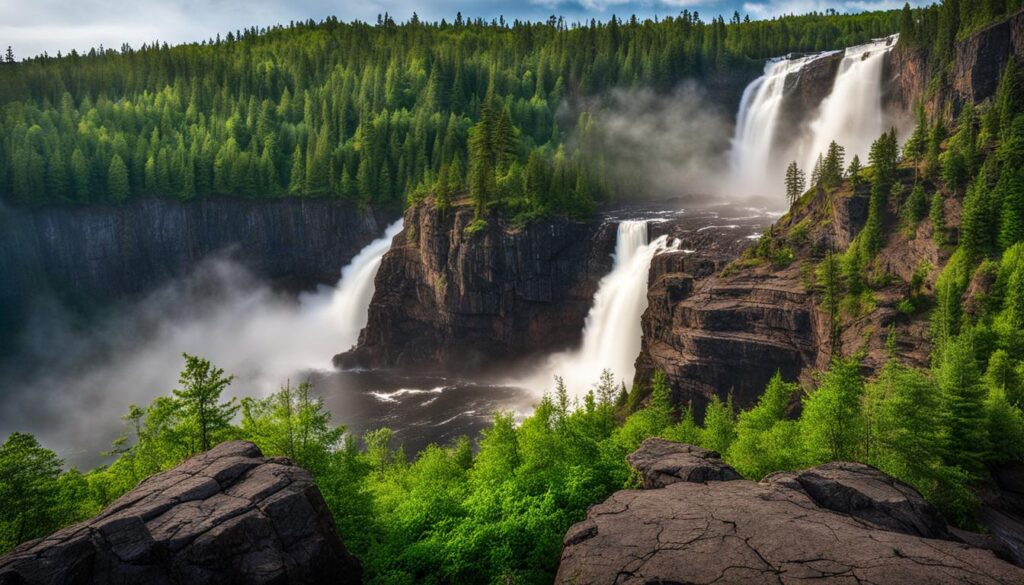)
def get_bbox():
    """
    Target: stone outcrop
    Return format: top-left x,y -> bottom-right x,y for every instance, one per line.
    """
0,197 -> 394,352
952,9 -> 1024,111
0,441 -> 360,585
885,8 -> 1024,119
978,462 -> 1024,565
335,200 -> 616,371
627,438 -> 741,488
557,441 -> 1024,584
